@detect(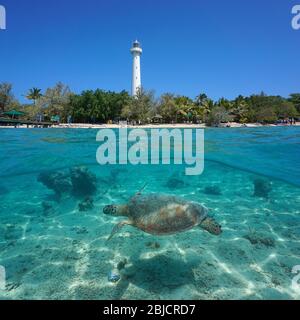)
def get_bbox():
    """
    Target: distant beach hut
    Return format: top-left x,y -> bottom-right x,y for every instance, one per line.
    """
152,114 -> 163,123
51,115 -> 60,123
3,110 -> 25,119
35,113 -> 44,122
